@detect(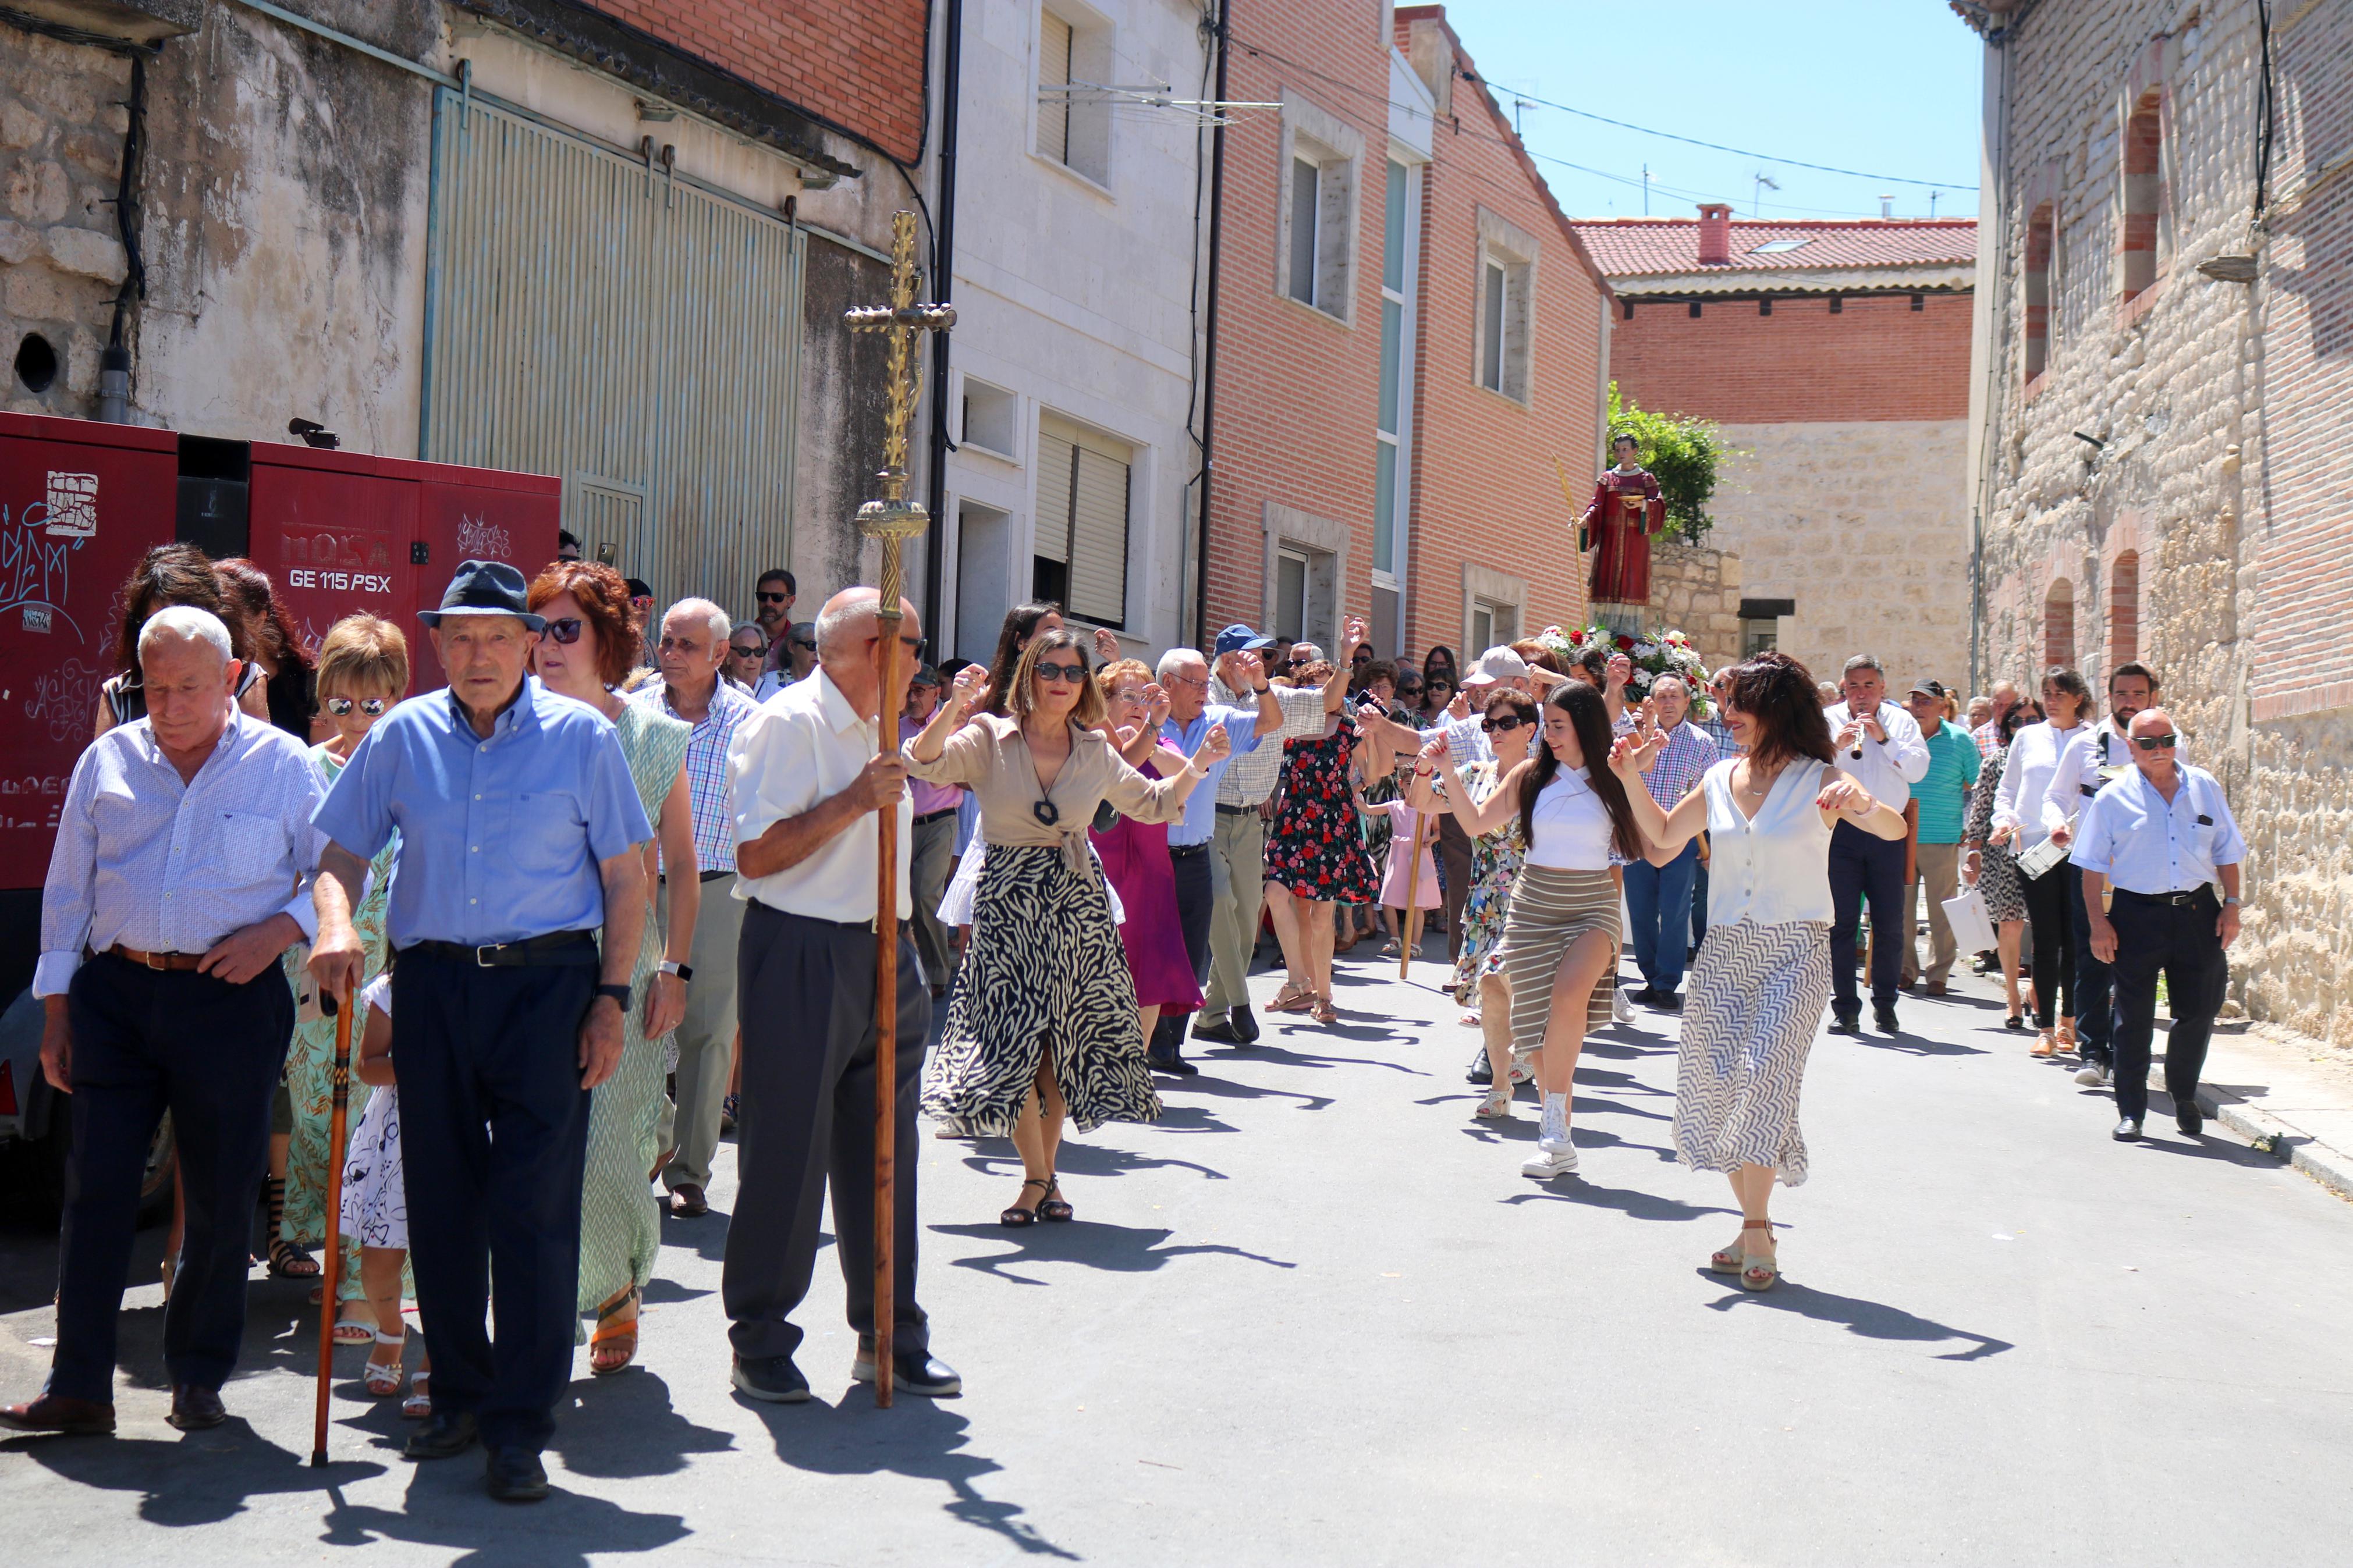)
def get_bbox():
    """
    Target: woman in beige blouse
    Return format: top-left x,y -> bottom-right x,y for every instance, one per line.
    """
905,630 -> 1230,1225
